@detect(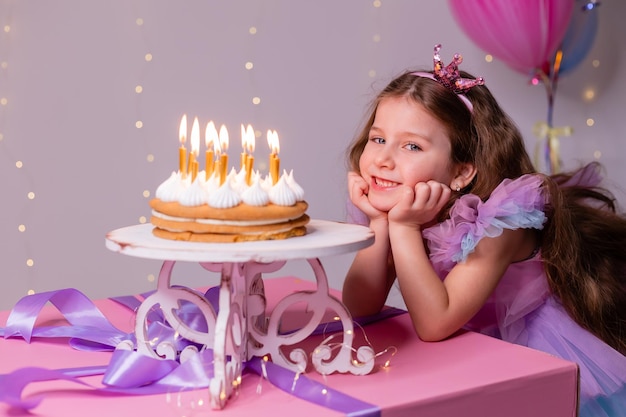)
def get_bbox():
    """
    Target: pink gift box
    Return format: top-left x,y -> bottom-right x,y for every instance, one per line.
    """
1,276 -> 578,416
